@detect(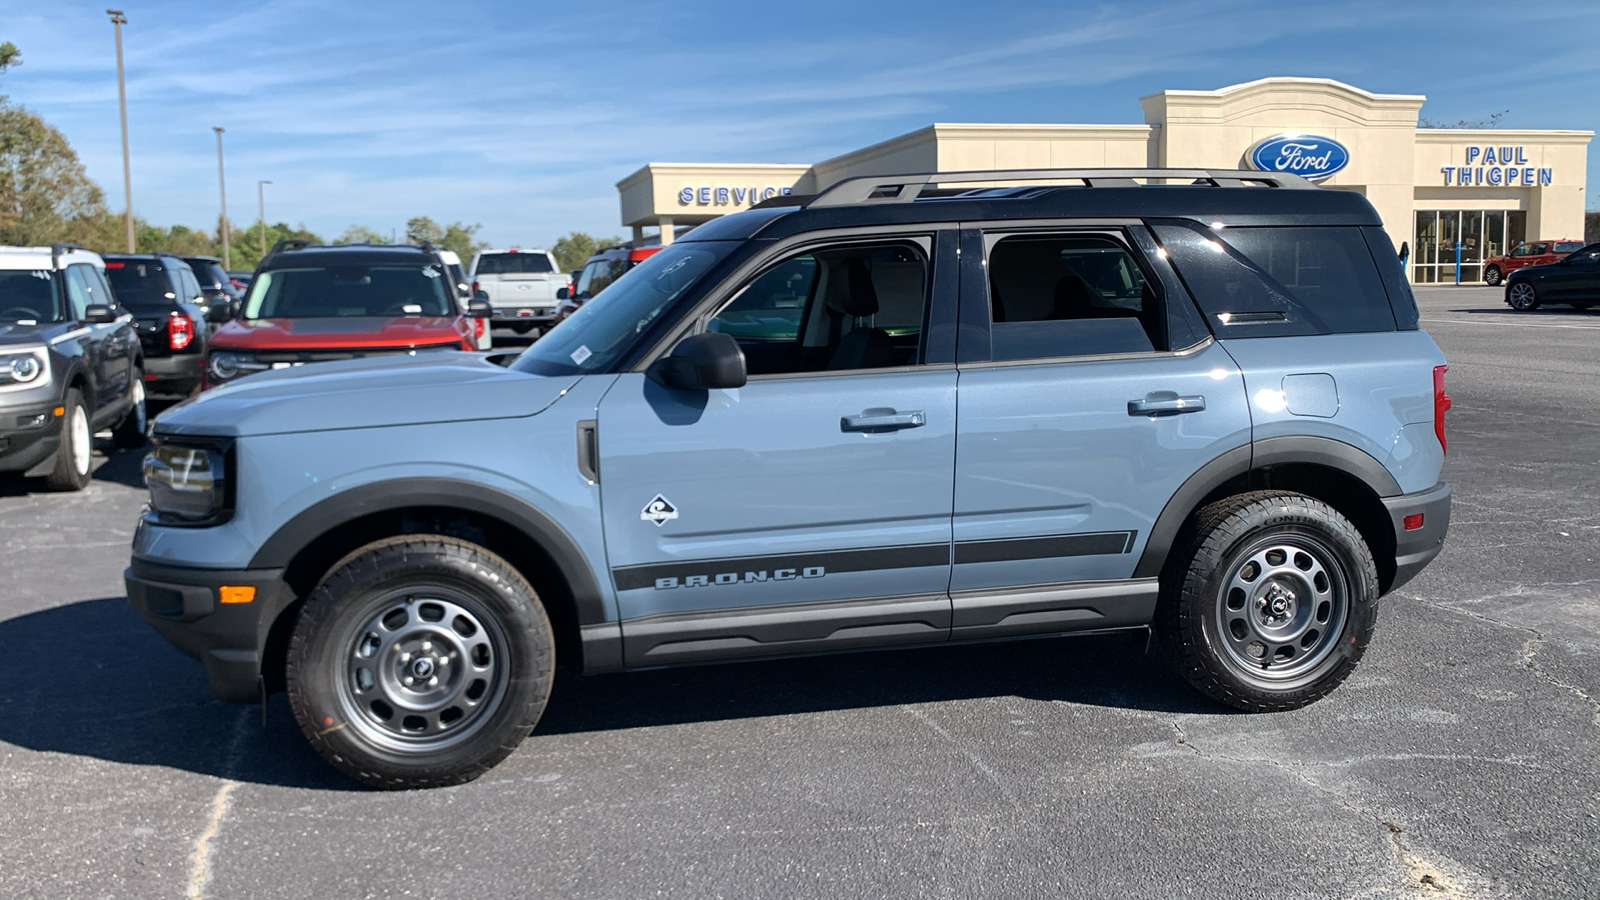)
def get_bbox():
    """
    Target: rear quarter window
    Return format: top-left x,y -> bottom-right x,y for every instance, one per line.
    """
1152,222 -> 1400,337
